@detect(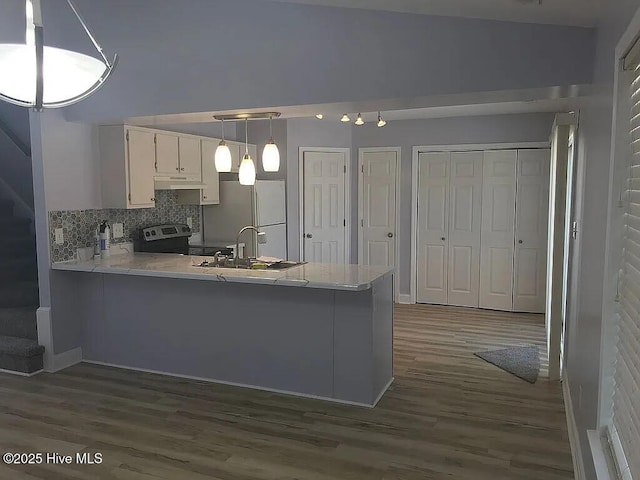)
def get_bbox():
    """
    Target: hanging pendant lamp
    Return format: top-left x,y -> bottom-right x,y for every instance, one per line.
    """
0,0 -> 118,110
238,118 -> 256,186
214,118 -> 232,172
262,115 -> 280,172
